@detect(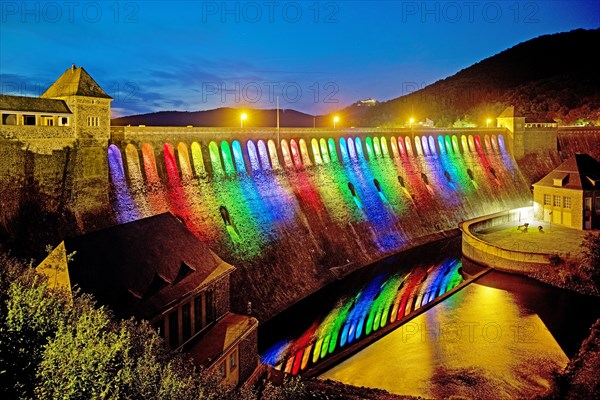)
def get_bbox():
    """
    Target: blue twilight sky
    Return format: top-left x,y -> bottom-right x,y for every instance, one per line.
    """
1,1 -> 599,117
